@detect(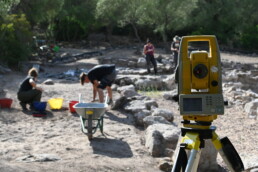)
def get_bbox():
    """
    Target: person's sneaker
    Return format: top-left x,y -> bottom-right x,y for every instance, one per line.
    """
20,102 -> 28,111
107,99 -> 113,106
